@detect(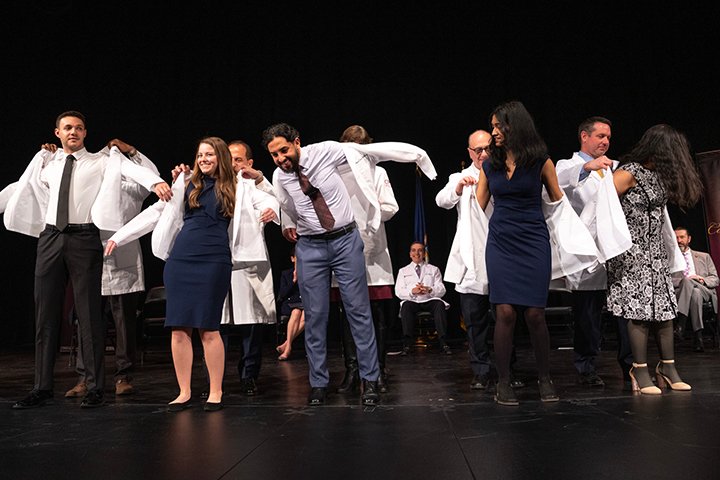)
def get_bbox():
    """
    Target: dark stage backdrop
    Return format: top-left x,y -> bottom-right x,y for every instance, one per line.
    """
0,2 -> 717,346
